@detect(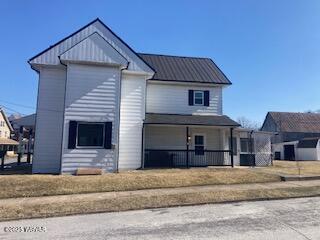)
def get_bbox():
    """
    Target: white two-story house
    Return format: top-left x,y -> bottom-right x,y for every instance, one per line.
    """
29,18 -> 271,174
